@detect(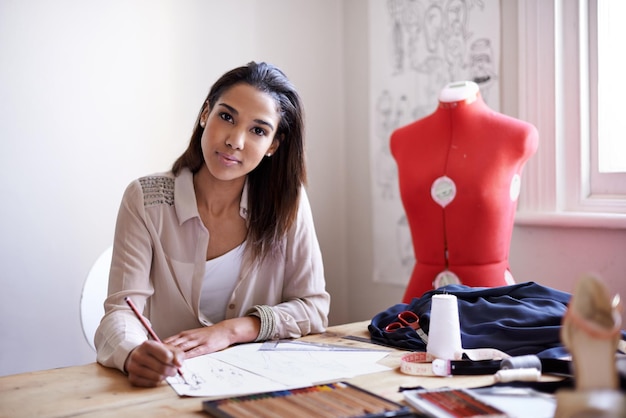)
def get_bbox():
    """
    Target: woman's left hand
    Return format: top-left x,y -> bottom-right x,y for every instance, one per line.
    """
163,316 -> 261,358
